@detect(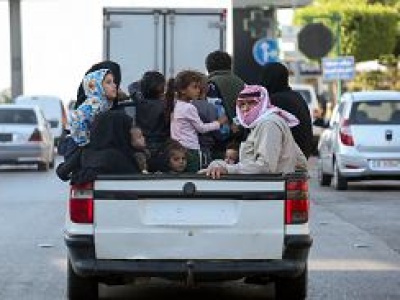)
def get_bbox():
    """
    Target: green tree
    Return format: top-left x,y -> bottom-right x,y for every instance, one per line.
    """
295,1 -> 399,61
316,0 -> 398,4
